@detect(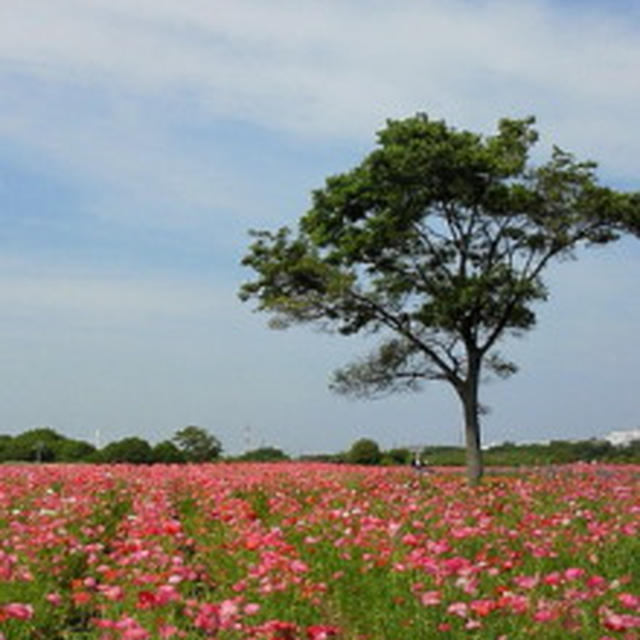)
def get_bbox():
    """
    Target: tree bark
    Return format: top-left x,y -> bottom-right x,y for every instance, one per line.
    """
463,393 -> 483,485
458,359 -> 483,485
